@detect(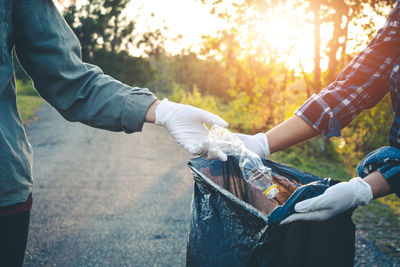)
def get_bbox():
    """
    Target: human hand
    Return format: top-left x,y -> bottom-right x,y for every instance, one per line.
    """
155,98 -> 228,160
234,133 -> 270,158
281,177 -> 373,224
